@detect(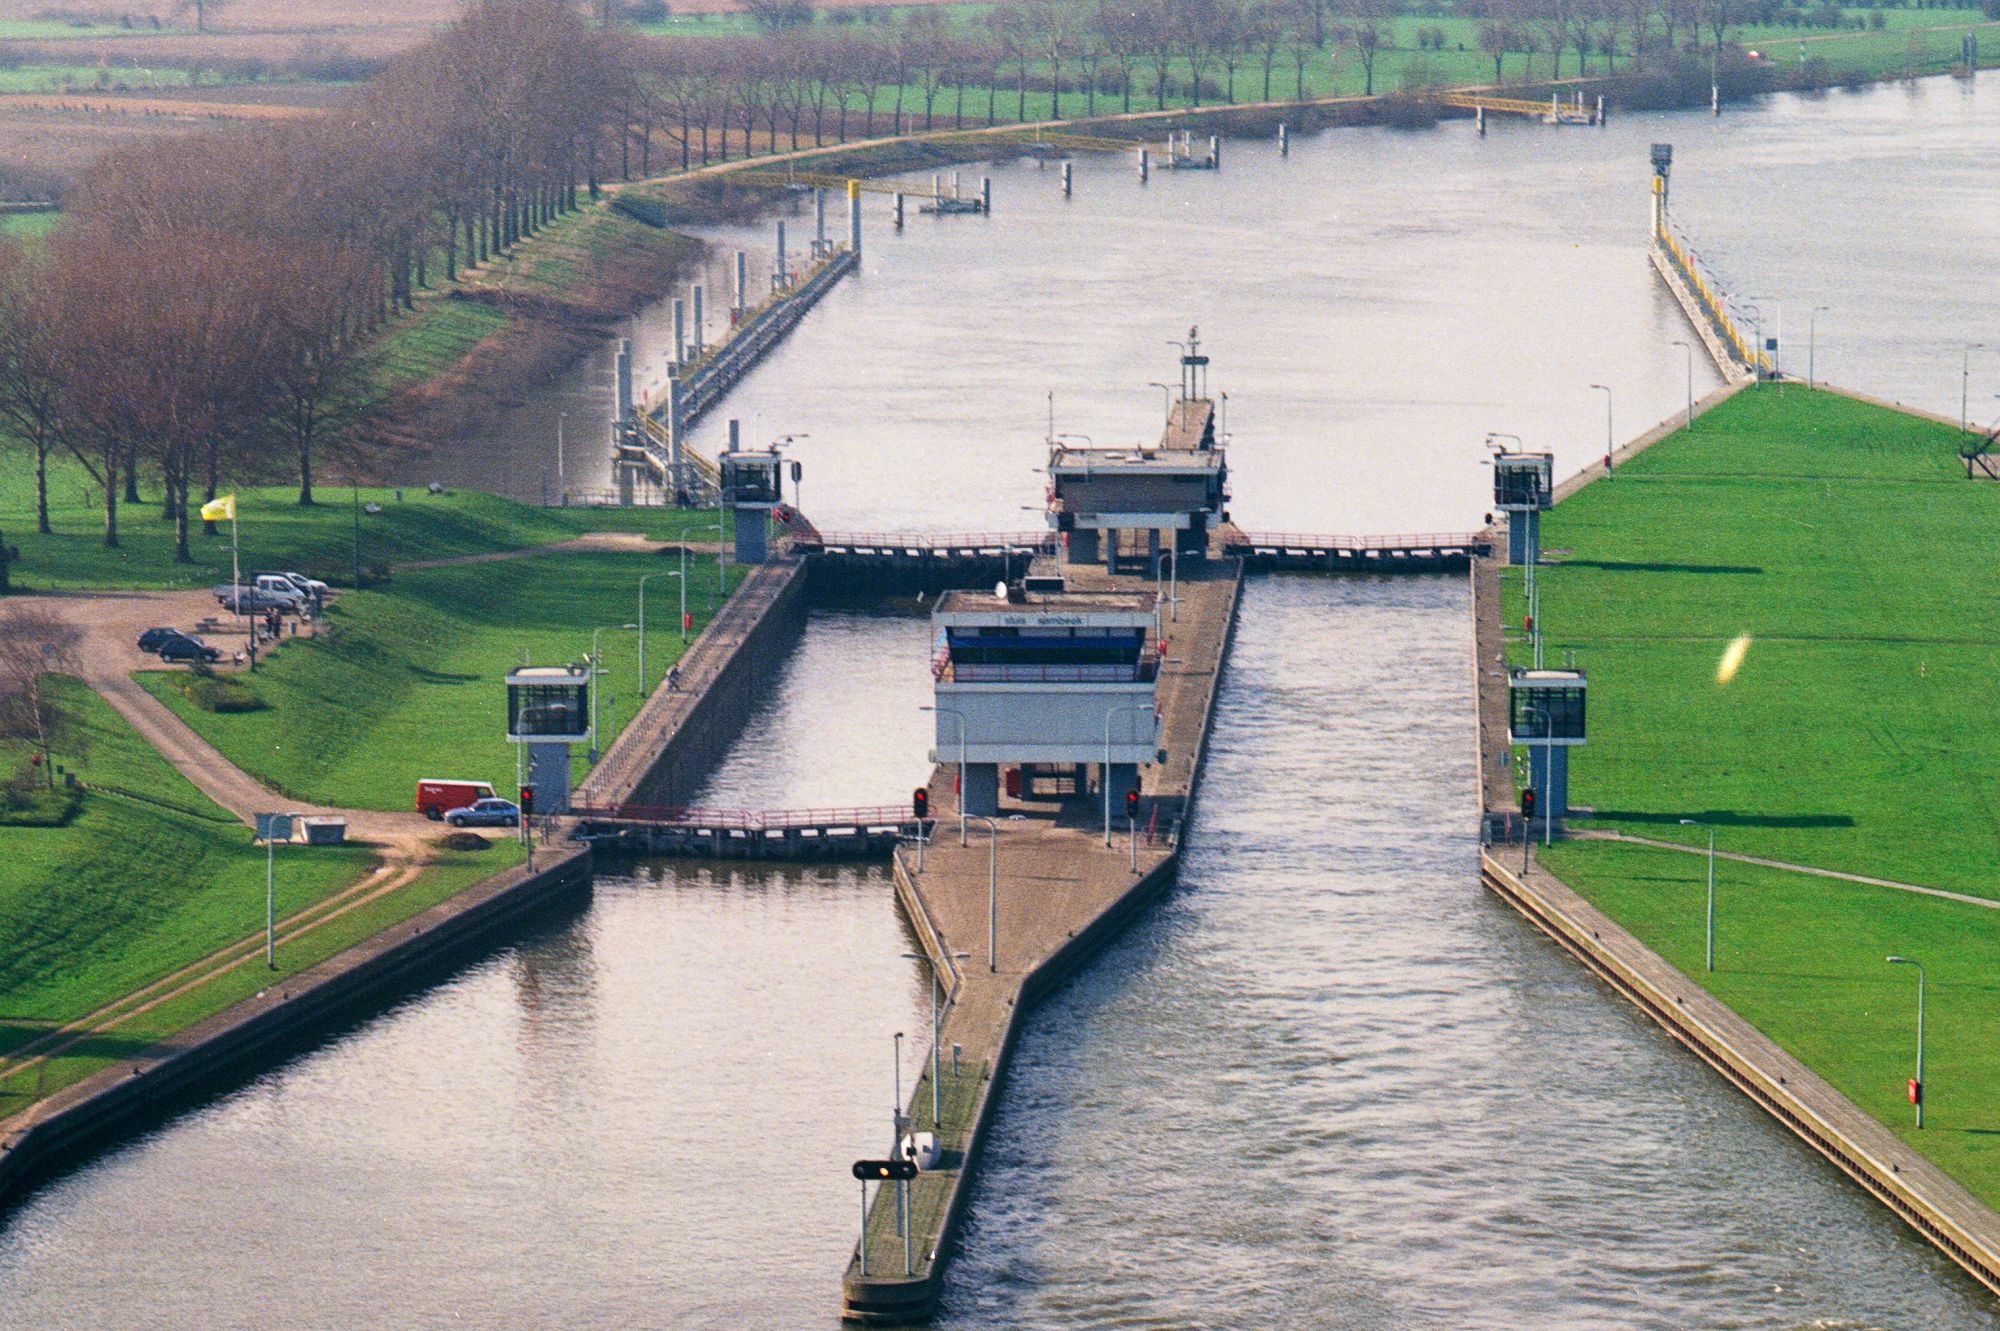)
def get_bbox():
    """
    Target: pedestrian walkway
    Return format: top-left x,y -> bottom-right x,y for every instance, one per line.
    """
1572,829 -> 2000,911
